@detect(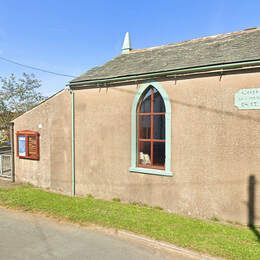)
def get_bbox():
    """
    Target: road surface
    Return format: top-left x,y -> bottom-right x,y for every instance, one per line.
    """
0,207 -> 198,260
